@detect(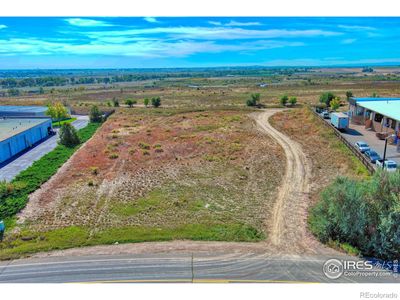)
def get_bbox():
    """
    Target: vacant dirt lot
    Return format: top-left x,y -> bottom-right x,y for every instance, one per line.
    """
17,108 -> 285,241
